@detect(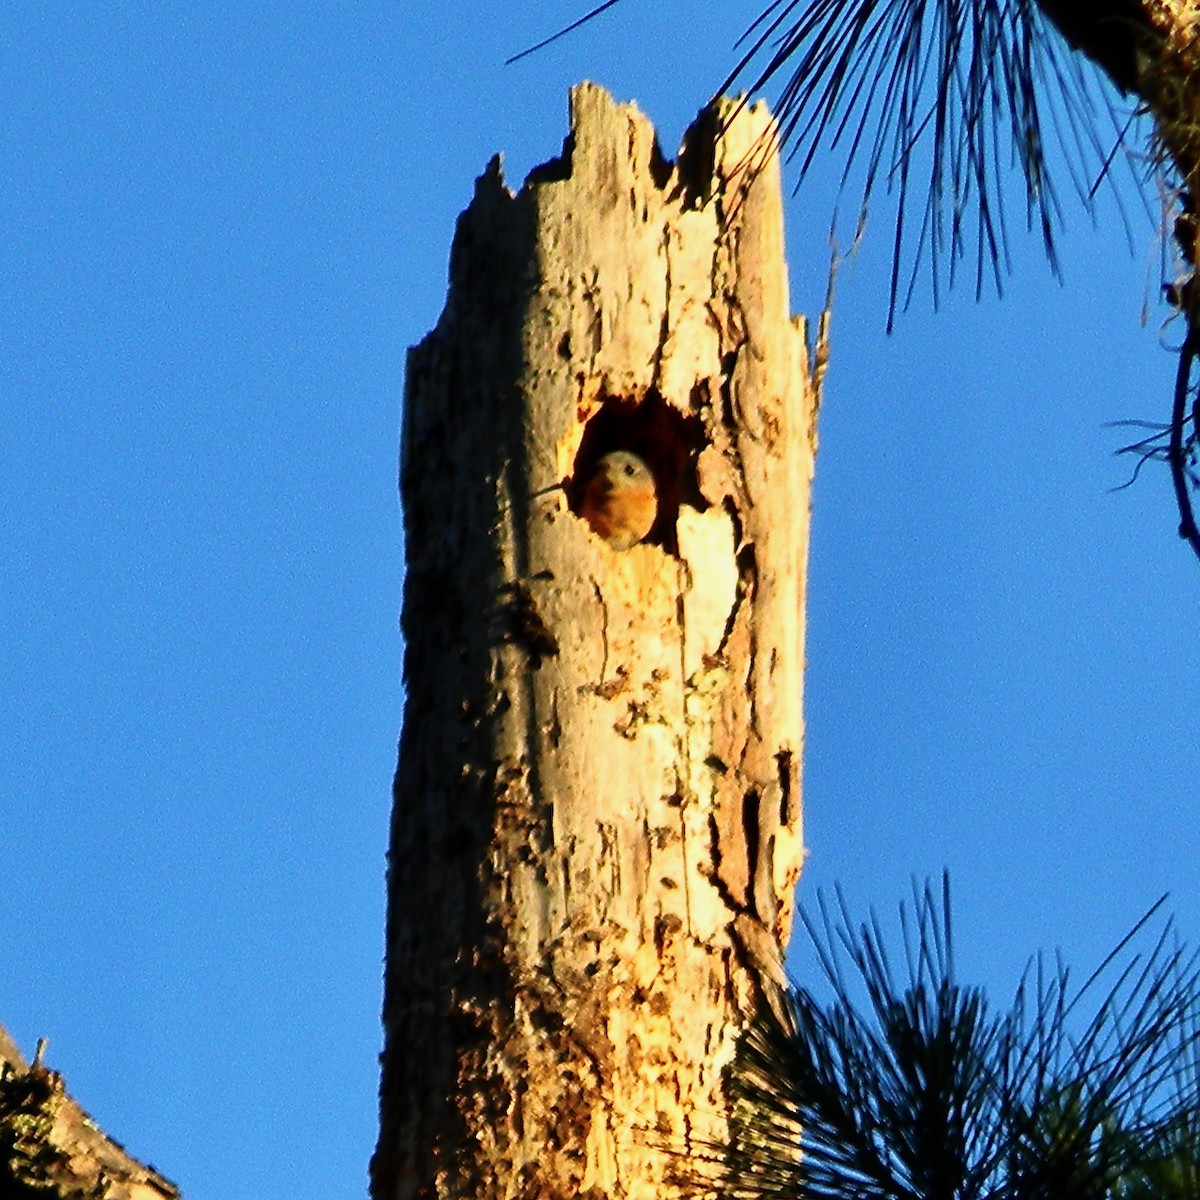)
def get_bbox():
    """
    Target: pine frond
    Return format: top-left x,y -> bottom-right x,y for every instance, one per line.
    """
715,877 -> 1200,1200
716,0 -> 1140,330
